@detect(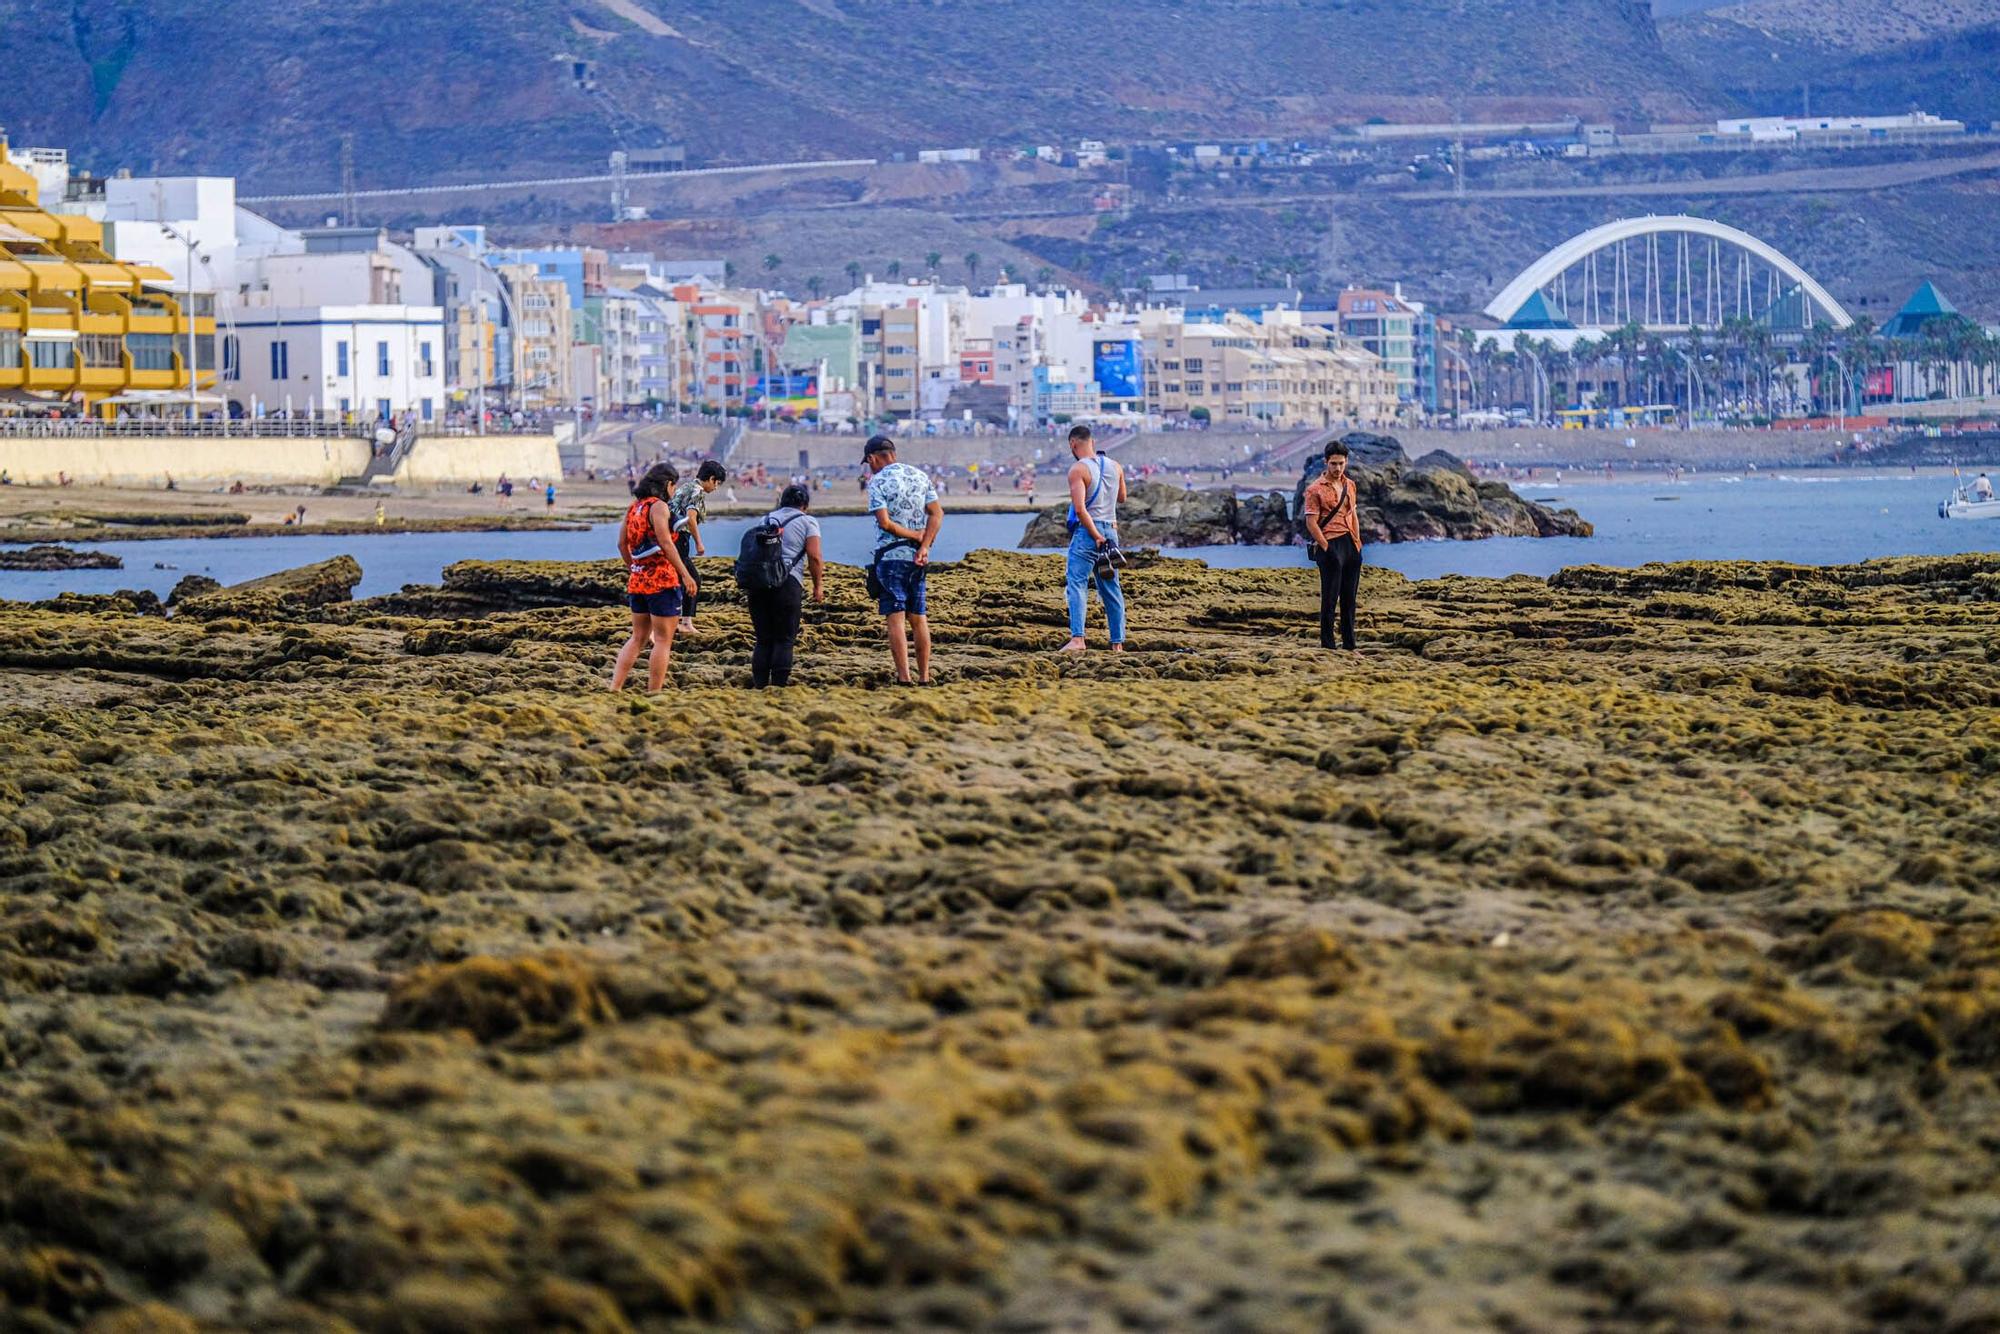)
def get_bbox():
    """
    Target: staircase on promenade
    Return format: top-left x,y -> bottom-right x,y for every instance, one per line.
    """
335,422 -> 416,487
1250,428 -> 1338,474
